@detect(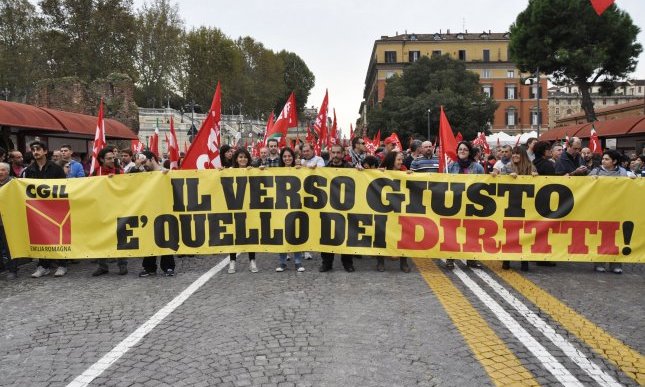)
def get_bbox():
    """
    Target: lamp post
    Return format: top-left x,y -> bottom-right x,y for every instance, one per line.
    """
427,109 -> 431,140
